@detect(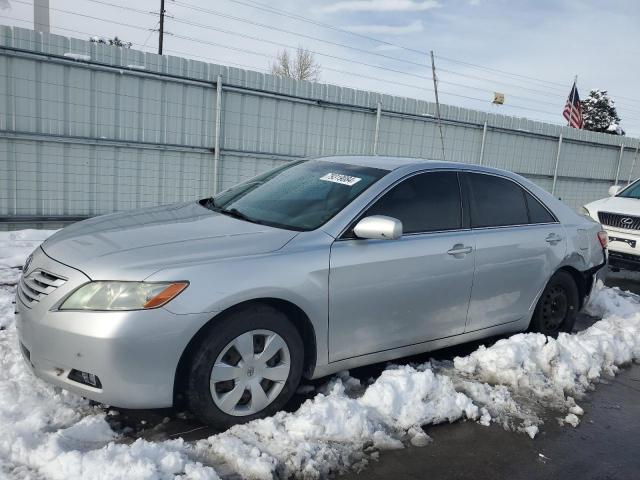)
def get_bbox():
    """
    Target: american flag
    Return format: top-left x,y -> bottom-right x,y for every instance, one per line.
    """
563,81 -> 583,128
